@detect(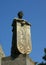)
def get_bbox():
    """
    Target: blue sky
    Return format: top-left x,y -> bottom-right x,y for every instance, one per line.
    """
0,0 -> 46,63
